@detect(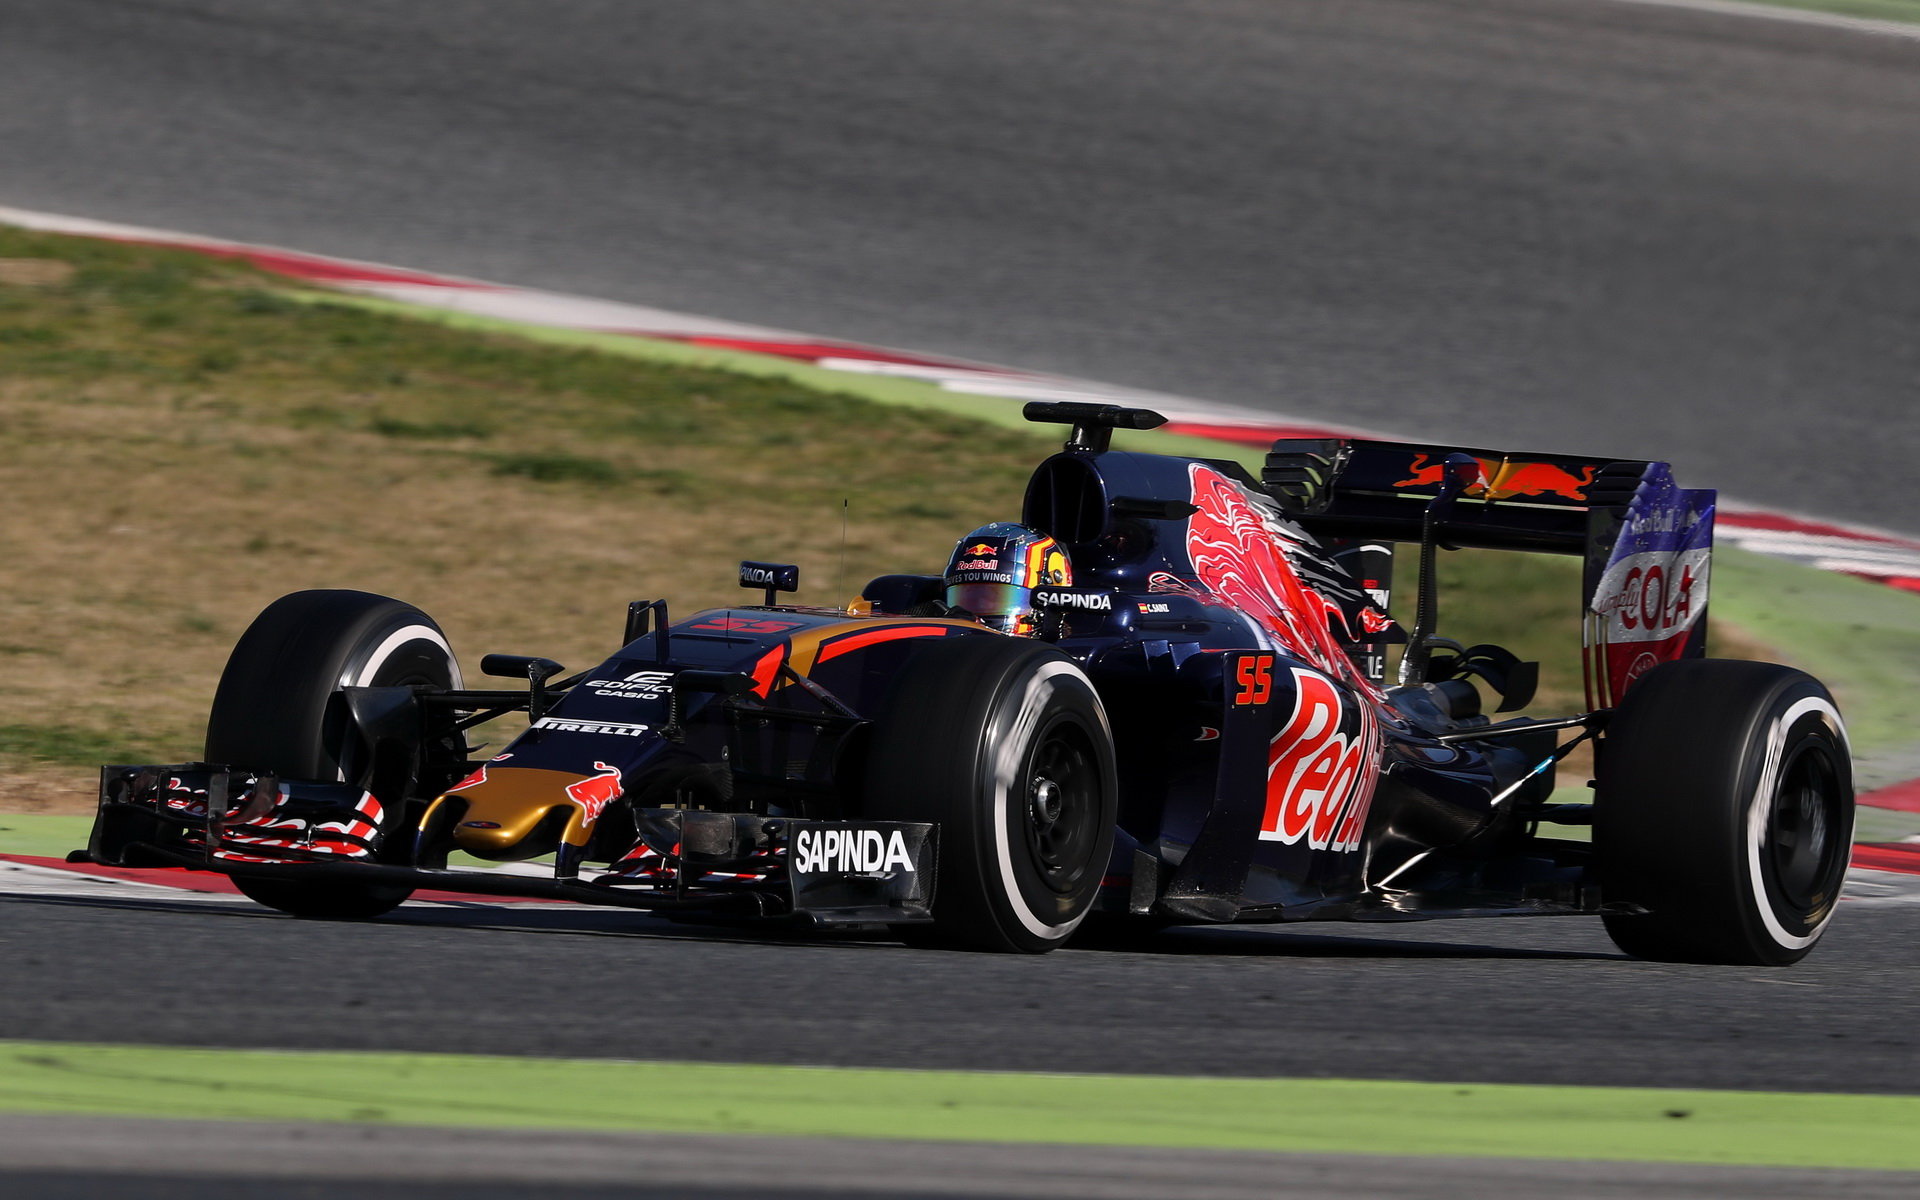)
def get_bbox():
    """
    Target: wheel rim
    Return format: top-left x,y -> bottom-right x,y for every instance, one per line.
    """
1020,720 -> 1099,896
1766,739 -> 1847,914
